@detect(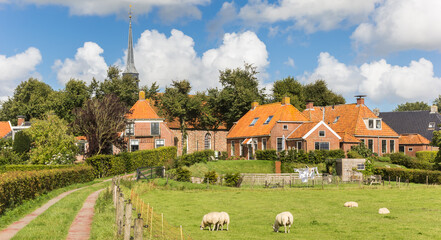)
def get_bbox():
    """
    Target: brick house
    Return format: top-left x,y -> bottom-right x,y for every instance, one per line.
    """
398,134 -> 432,157
0,121 -> 12,139
302,96 -> 400,156
226,97 -> 341,159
